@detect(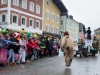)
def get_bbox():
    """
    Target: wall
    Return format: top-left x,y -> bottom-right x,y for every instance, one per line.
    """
43,0 -> 60,34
